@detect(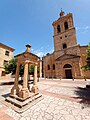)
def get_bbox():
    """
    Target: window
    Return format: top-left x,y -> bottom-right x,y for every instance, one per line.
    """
65,35 -> 67,38
60,37 -> 62,39
4,60 -> 8,65
1,71 -> 6,76
57,25 -> 61,33
47,65 -> 50,70
53,64 -> 55,70
63,43 -> 67,49
64,21 -> 68,30
5,50 -> 9,56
